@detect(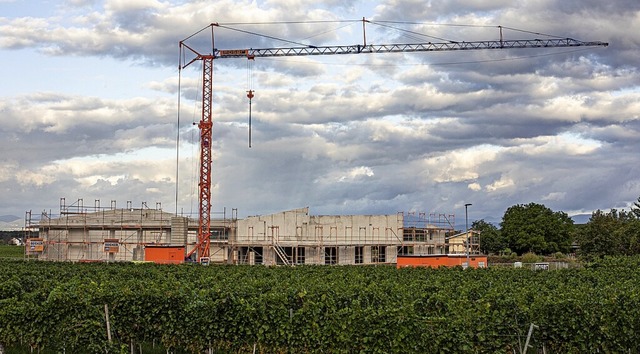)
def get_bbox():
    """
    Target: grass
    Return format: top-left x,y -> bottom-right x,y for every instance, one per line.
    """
0,245 -> 25,258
